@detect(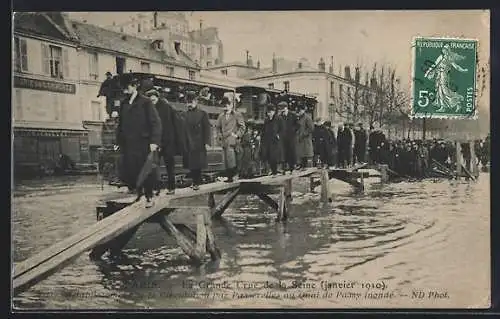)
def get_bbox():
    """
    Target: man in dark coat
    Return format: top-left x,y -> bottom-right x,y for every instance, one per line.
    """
295,105 -> 314,169
354,122 -> 367,164
116,78 -> 162,208
182,92 -> 211,190
260,104 -> 283,176
278,101 -> 298,174
323,121 -> 337,167
312,119 -> 324,167
343,123 -> 354,168
145,88 -> 183,194
97,72 -> 118,118
337,123 -> 346,168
